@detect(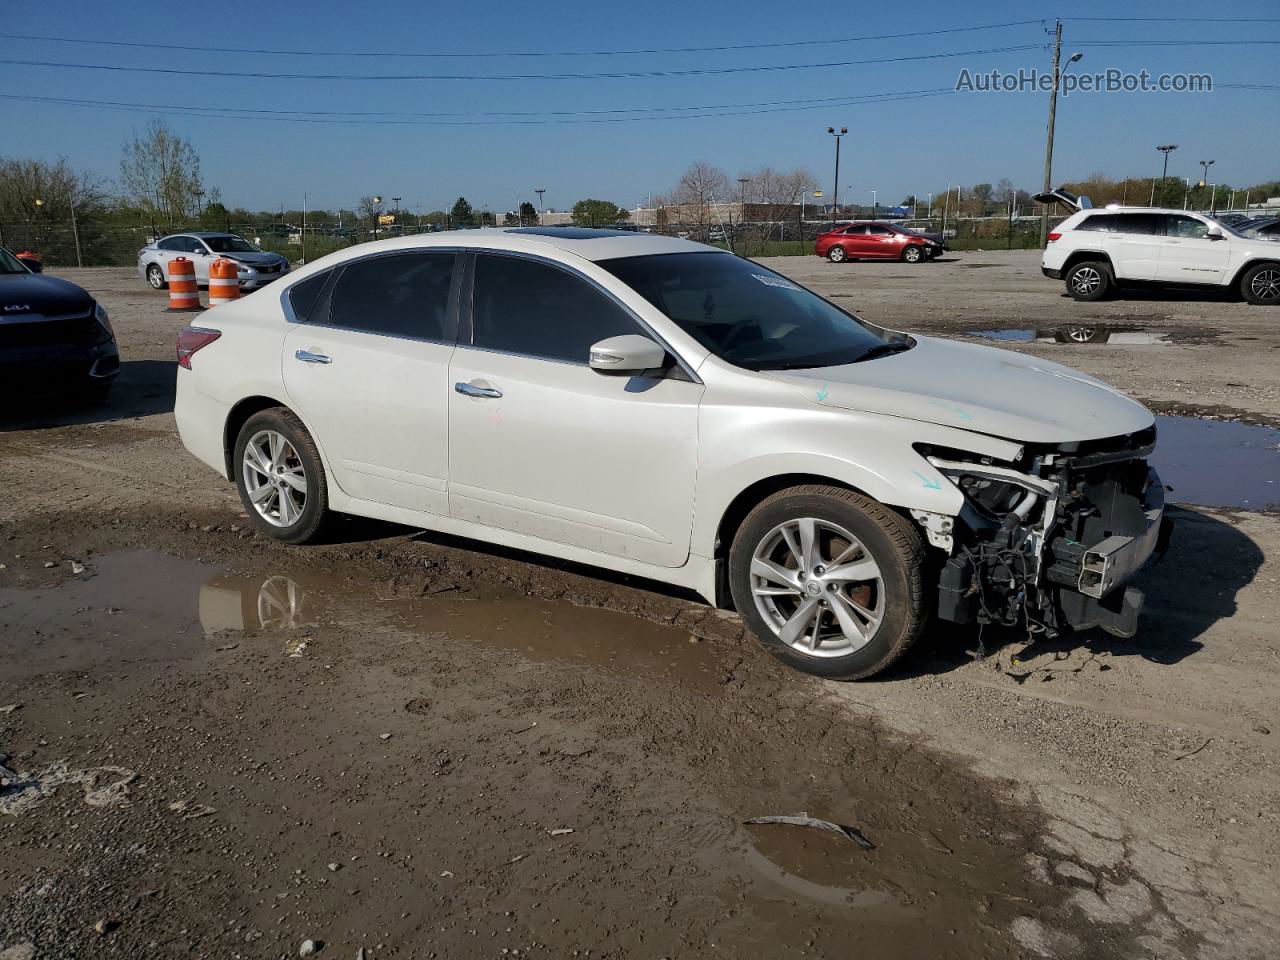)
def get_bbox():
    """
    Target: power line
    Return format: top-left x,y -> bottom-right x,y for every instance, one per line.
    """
1066,16 -> 1280,22
0,21 -> 1044,59
0,87 -> 956,120
0,89 -> 959,126
1074,39 -> 1280,46
0,44 -> 1041,82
